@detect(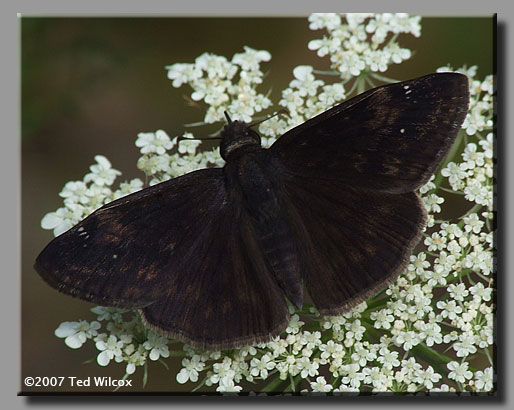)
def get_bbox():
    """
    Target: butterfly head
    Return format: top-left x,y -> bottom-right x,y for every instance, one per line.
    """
220,113 -> 261,161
